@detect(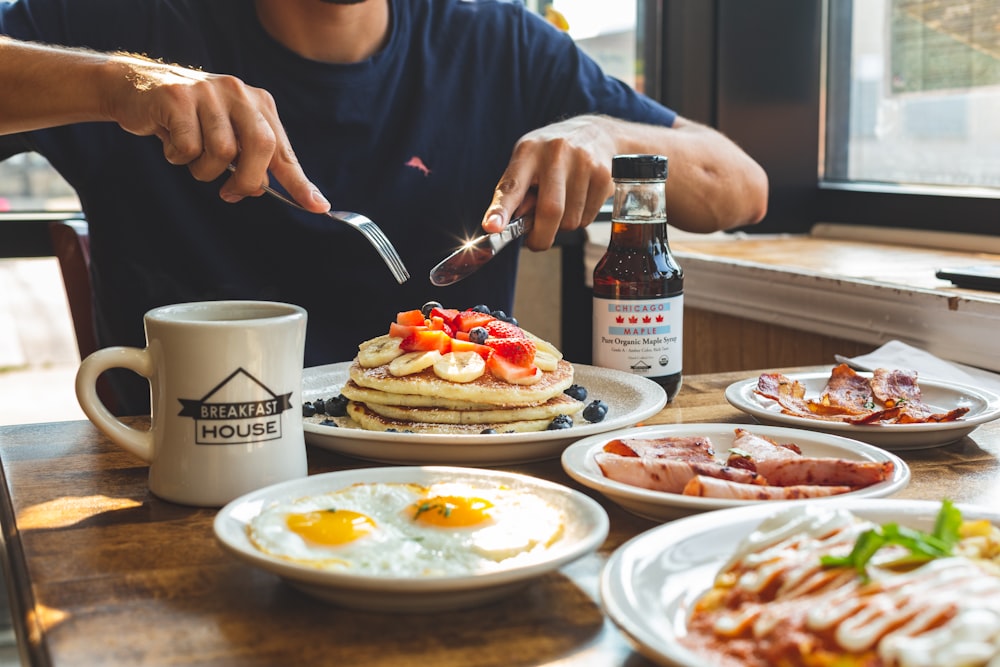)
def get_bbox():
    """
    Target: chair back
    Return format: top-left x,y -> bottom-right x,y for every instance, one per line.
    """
48,219 -> 119,414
